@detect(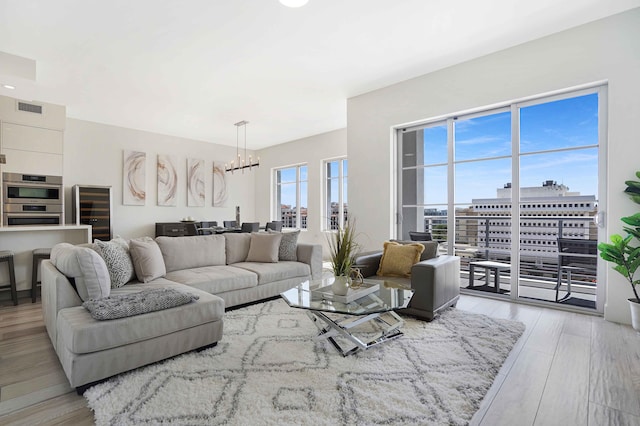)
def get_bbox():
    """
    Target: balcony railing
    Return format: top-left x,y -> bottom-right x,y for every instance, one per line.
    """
418,214 -> 598,307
